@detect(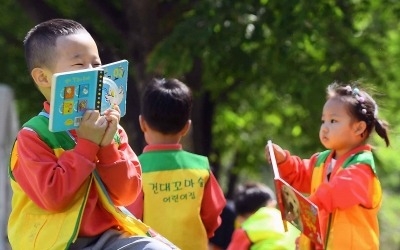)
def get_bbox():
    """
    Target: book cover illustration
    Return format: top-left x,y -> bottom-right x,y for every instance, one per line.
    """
49,60 -> 128,132
267,140 -> 323,247
101,59 -> 128,117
